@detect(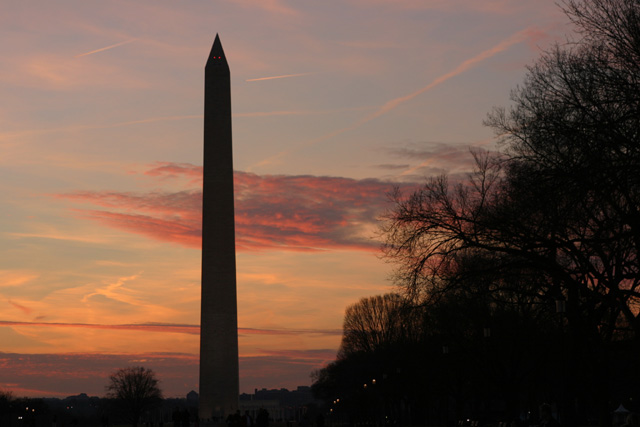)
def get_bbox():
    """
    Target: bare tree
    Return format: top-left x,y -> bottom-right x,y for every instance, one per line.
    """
383,0 -> 640,344
339,293 -> 422,357
106,366 -> 163,427
381,0 -> 640,423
